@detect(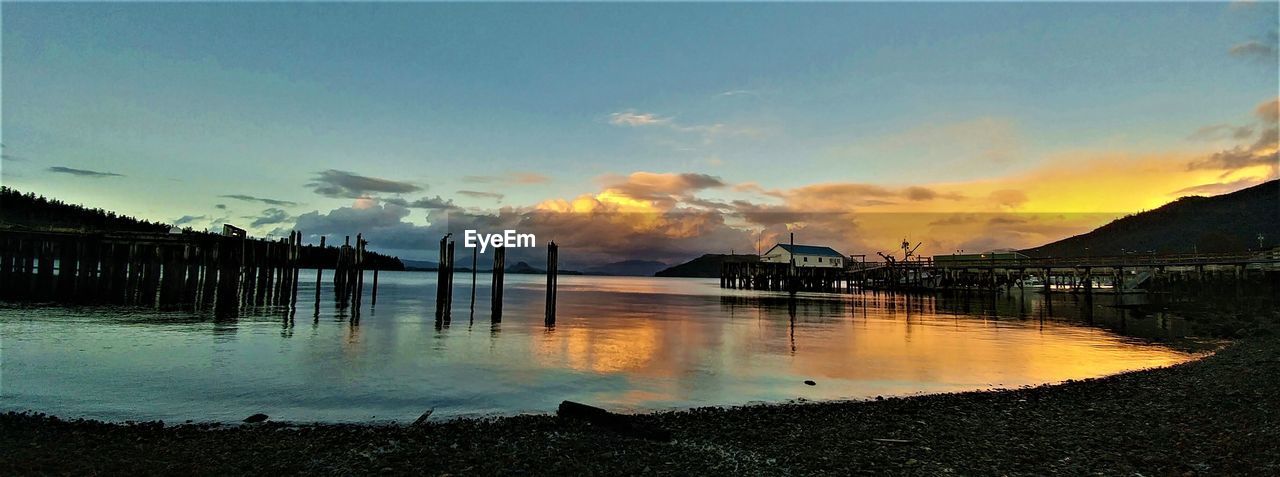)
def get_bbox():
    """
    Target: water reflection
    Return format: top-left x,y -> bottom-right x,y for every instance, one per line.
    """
1,272 -> 1193,423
